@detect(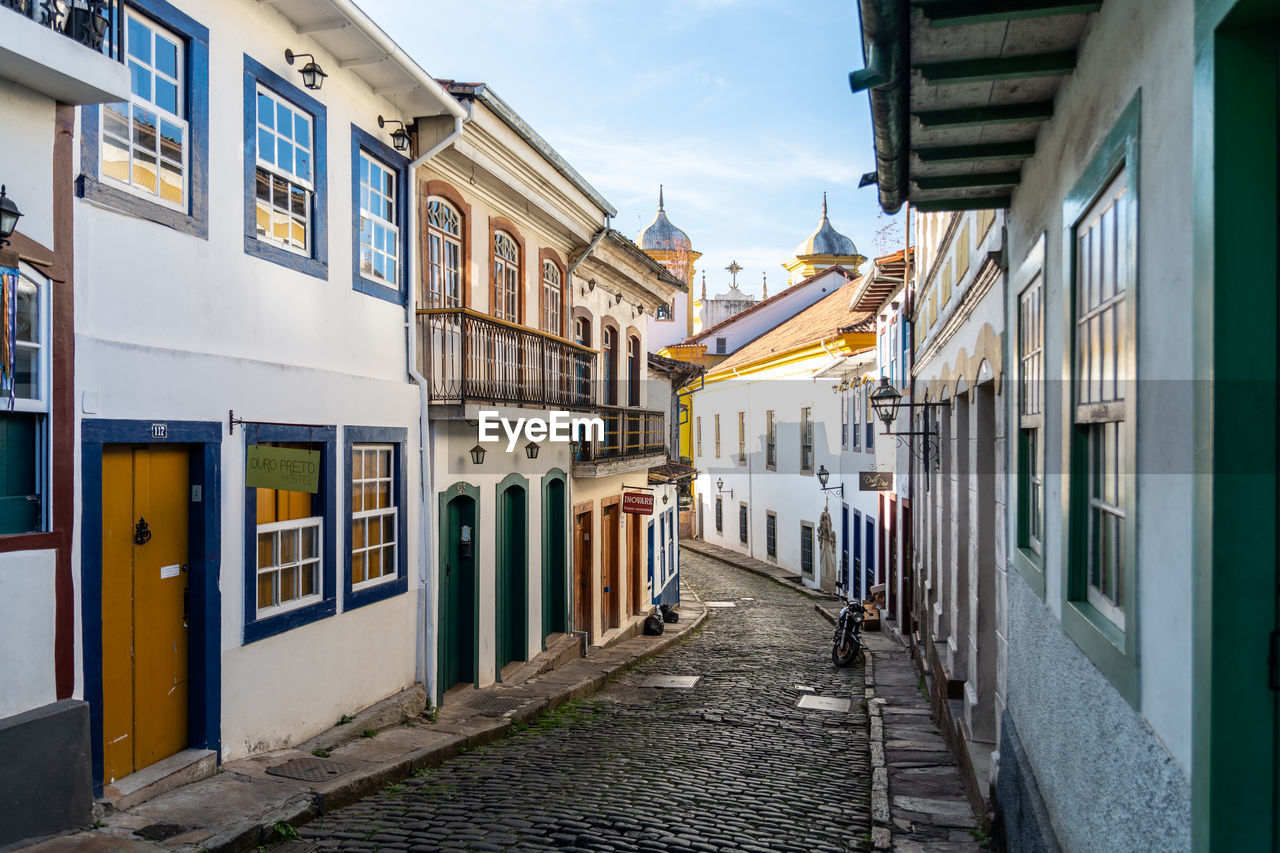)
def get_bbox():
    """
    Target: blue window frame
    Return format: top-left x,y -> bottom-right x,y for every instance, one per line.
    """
78,0 -> 209,237
242,54 -> 328,279
351,125 -> 409,304
242,424 -> 336,643
864,516 -> 875,595
344,426 -> 409,609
